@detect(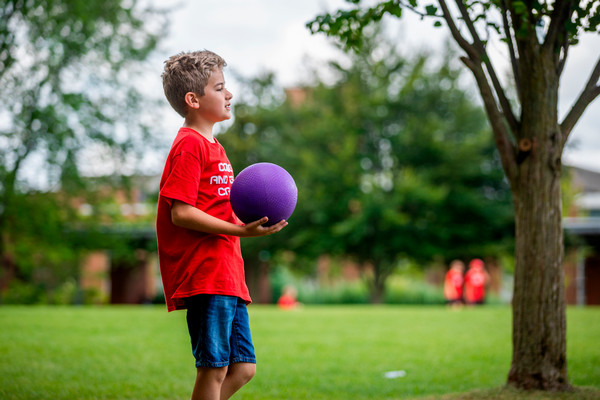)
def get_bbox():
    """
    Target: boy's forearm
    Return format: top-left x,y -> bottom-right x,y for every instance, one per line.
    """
171,201 -> 244,236
171,200 -> 287,237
